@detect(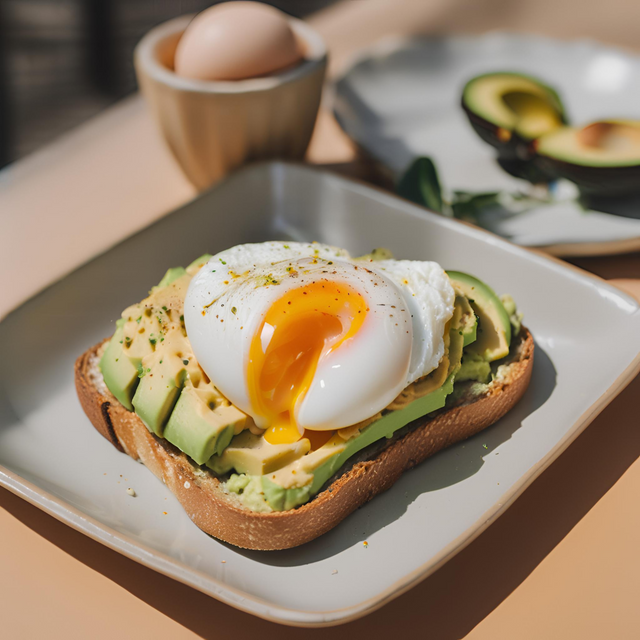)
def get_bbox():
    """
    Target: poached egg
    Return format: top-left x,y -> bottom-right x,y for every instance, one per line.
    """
184,242 -> 454,444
